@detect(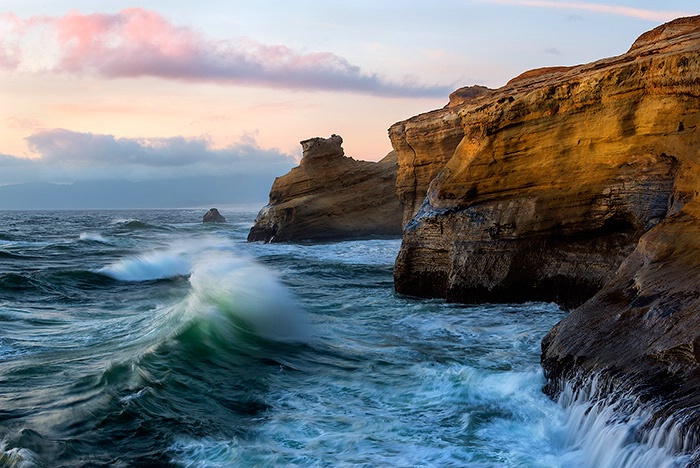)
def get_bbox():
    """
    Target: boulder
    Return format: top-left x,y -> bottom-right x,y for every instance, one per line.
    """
202,208 -> 226,223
